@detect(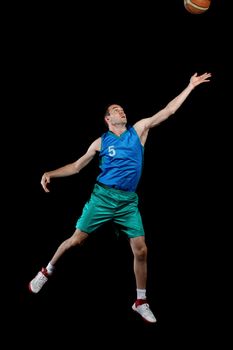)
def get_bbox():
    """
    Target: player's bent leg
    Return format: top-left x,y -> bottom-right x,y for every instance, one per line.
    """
29,229 -> 89,294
